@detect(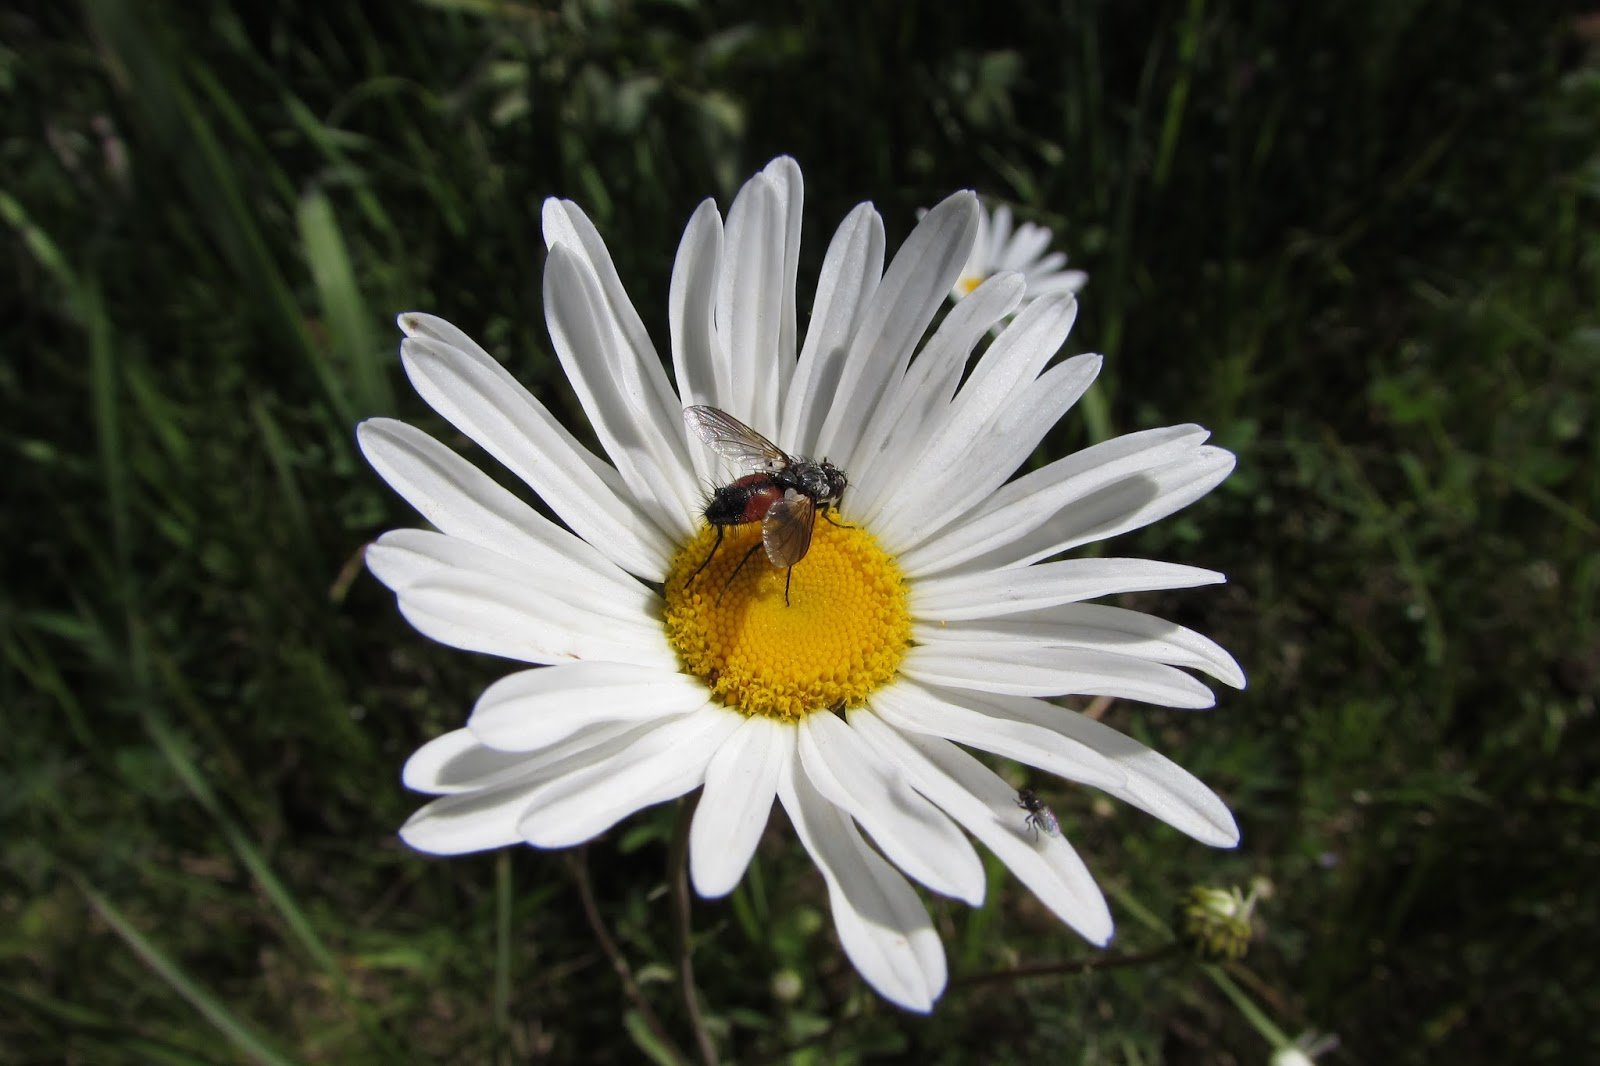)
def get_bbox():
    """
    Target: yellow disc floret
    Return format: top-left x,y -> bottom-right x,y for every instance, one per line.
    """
663,517 -> 911,722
